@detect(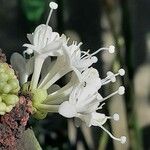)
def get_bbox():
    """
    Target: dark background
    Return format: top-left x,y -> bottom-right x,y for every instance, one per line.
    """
0,0 -> 150,150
